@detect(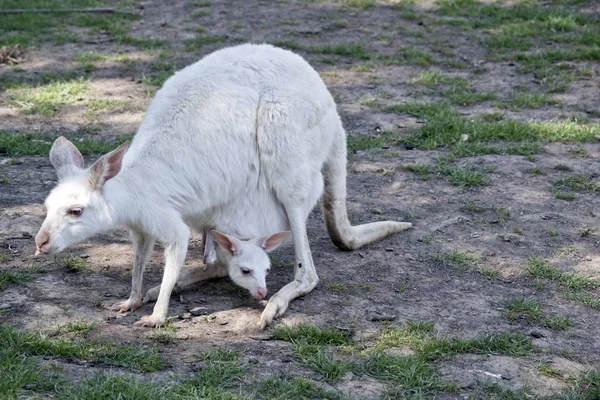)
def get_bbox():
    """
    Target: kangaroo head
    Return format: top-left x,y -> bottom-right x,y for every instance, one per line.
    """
35,137 -> 130,256
211,230 -> 291,299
